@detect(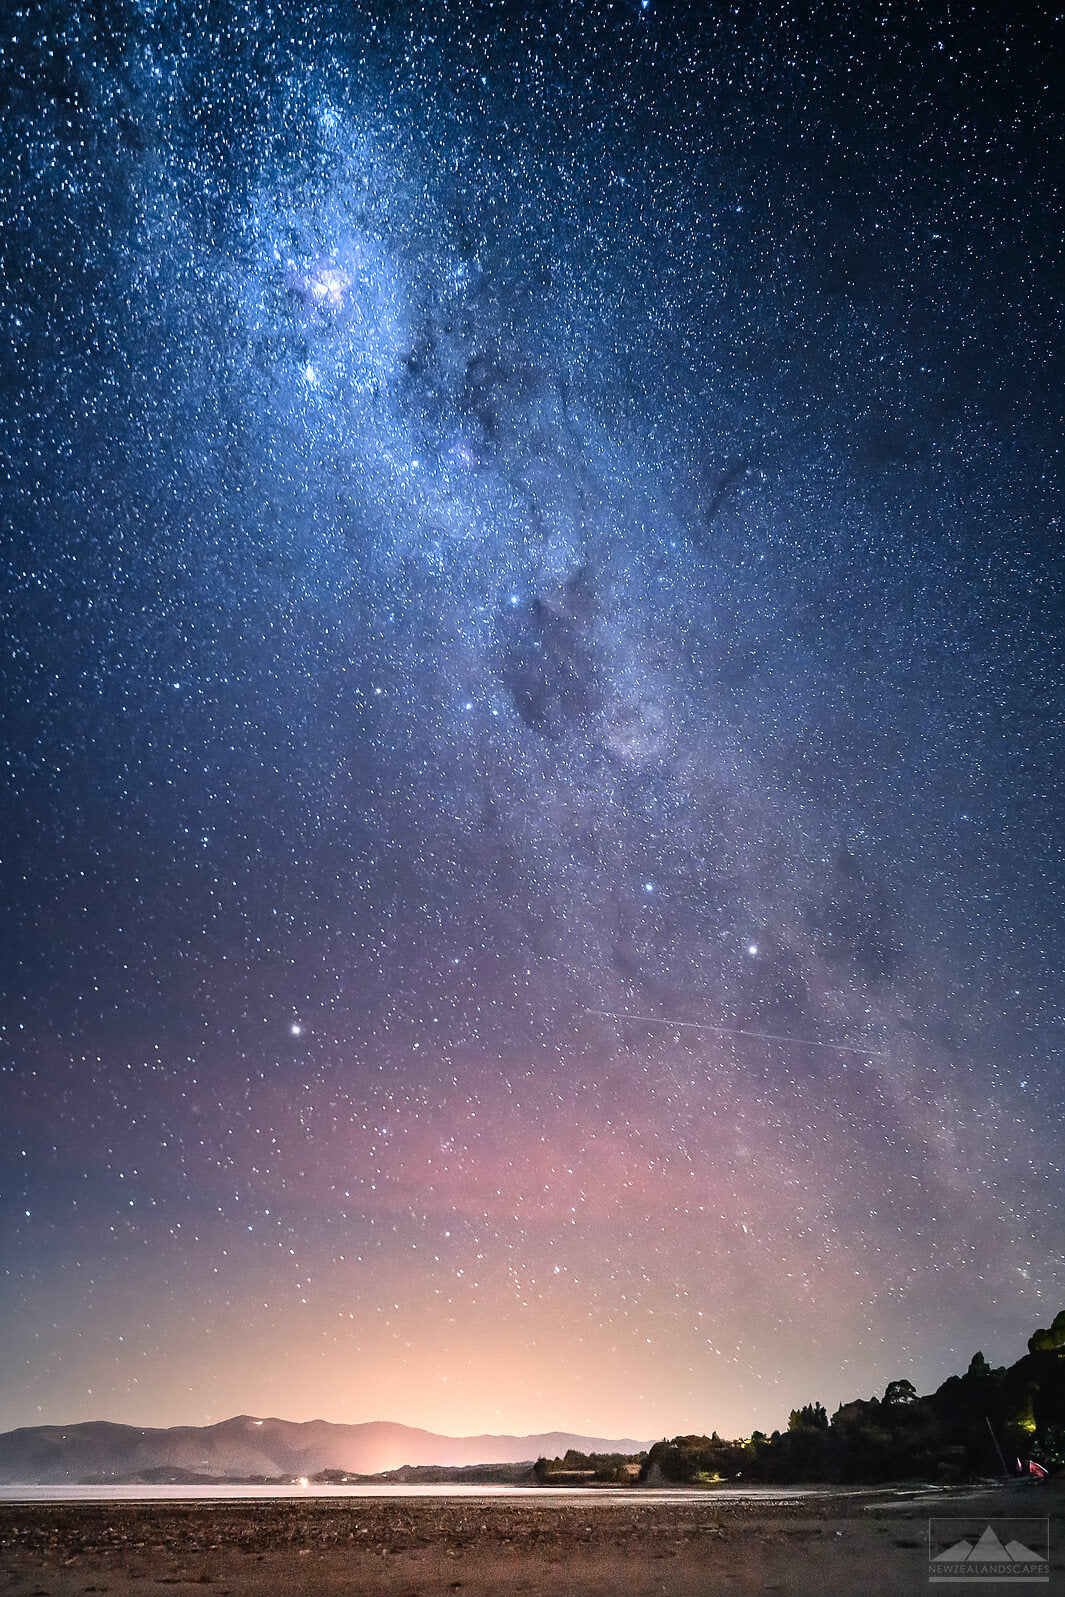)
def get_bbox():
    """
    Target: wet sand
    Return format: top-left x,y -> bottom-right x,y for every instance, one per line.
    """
1,1484 -> 1061,1596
